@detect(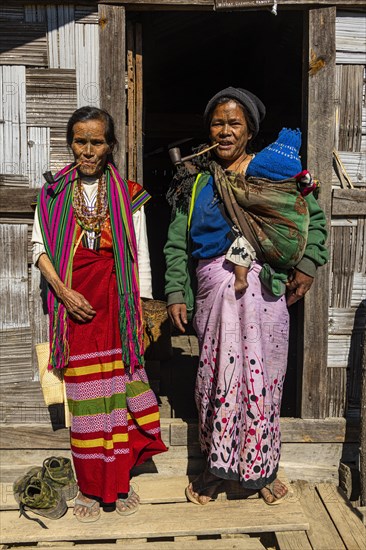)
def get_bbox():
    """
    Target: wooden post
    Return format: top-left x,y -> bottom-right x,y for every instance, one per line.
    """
300,7 -> 335,419
360,317 -> 366,506
98,4 -> 126,174
135,22 -> 143,185
127,21 -> 136,181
